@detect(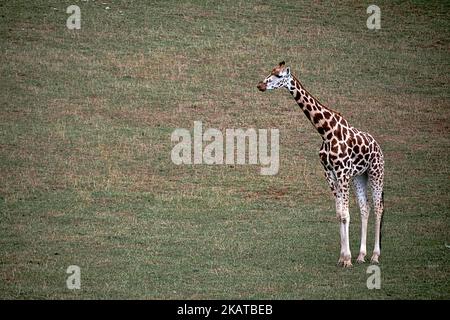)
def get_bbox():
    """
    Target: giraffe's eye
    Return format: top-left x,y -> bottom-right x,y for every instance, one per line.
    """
274,74 -> 282,78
